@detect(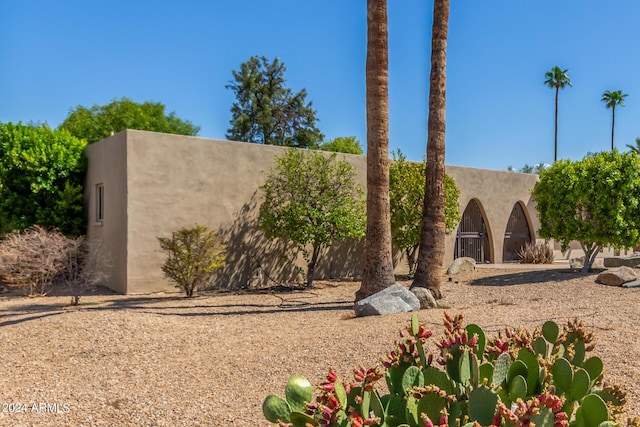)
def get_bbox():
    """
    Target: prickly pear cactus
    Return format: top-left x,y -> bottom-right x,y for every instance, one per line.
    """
262,375 -> 313,424
262,314 -> 628,427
